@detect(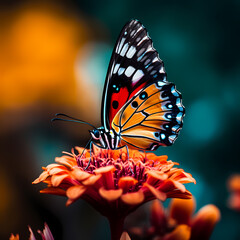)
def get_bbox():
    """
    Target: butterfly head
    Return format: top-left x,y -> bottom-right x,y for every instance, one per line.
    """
89,128 -> 104,140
